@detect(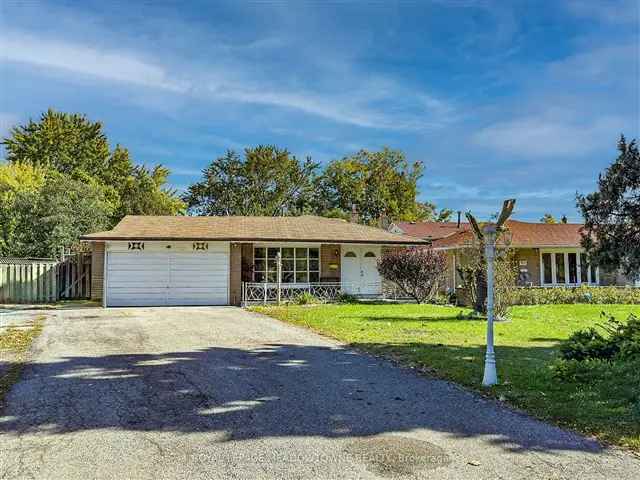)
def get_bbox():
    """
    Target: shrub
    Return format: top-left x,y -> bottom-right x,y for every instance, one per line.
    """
503,285 -> 640,306
552,357 -> 640,388
559,313 -> 640,362
336,292 -> 358,304
559,328 -> 617,361
377,247 -> 447,304
293,292 -> 321,305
